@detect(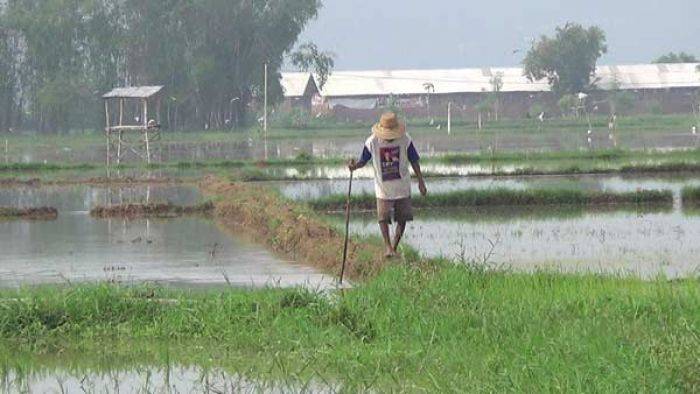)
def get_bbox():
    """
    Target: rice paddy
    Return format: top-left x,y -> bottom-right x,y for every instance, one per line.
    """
2,119 -> 700,391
